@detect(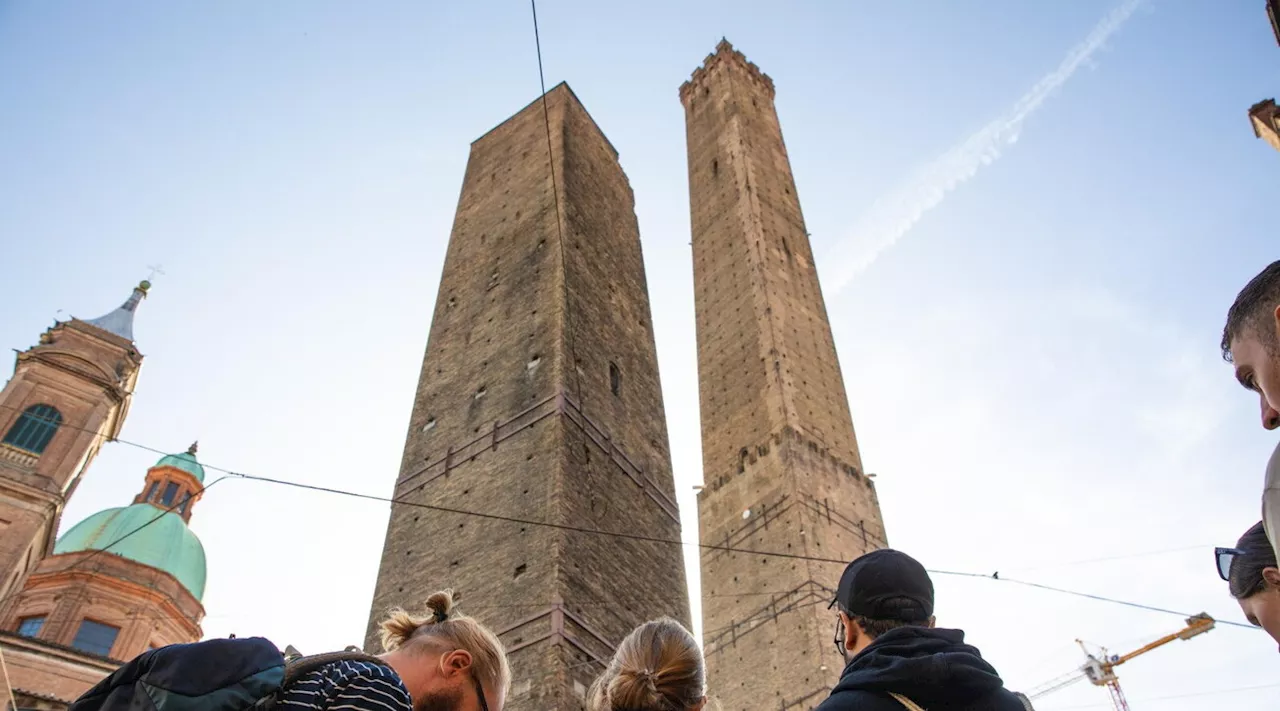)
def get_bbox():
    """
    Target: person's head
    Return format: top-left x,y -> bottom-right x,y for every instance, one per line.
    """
377,590 -> 510,711
1221,522 -> 1280,649
587,618 -> 707,711
1221,260 -> 1280,430
830,549 -> 936,661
